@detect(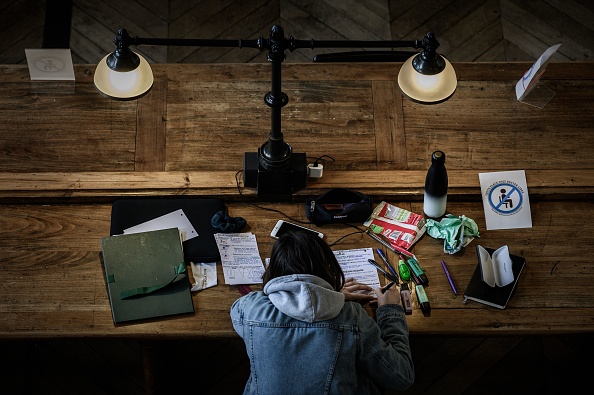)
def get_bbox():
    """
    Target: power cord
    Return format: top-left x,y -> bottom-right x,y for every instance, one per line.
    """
233,169 -> 365,246
307,154 -> 335,178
